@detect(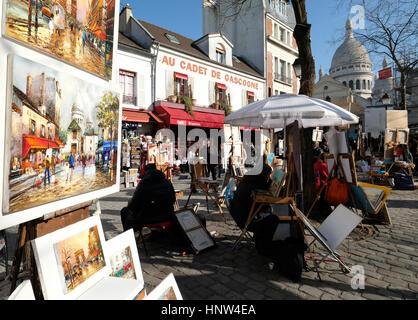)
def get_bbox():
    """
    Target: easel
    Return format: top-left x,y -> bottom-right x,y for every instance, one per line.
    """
9,200 -> 96,299
184,163 -> 225,221
232,152 -> 305,252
